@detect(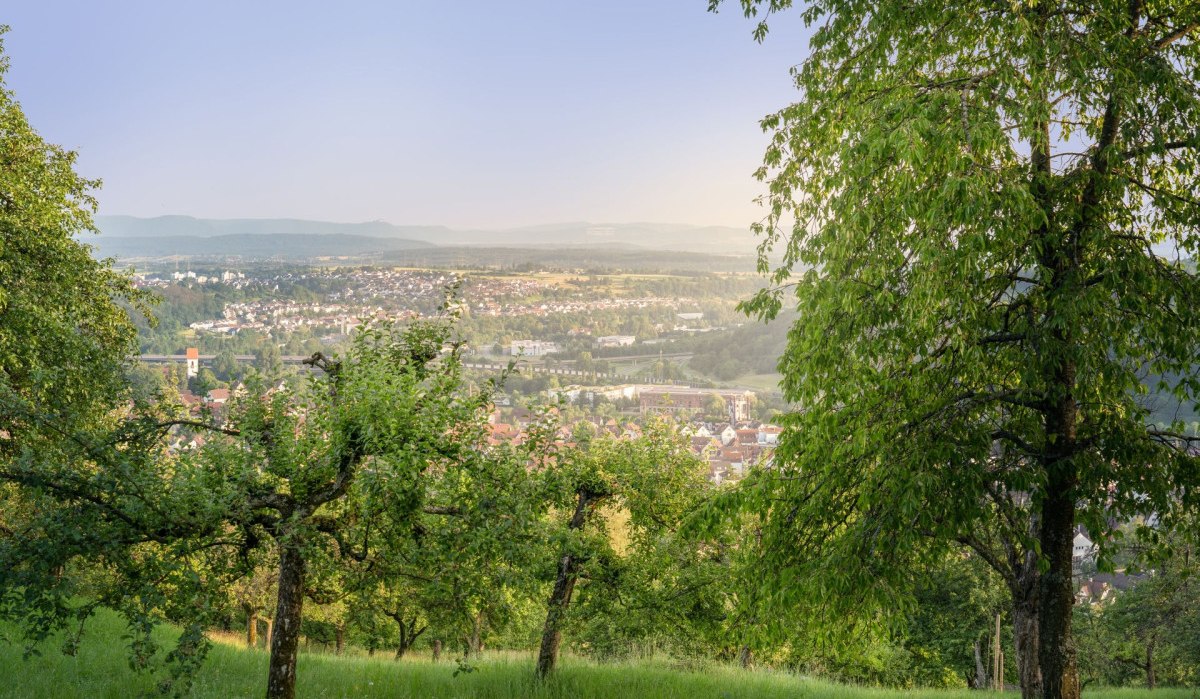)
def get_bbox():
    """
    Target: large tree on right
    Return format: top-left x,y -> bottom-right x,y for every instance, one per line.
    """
711,2 -> 1200,699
